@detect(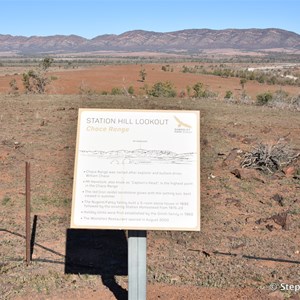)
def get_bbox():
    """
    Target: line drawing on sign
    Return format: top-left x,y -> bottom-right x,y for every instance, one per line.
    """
79,149 -> 196,165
